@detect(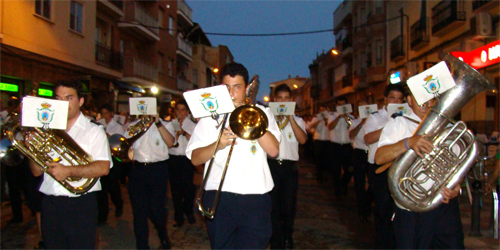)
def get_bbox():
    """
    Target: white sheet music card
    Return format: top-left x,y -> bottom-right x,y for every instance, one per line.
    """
336,104 -> 353,114
183,85 -> 235,118
387,103 -> 410,118
269,102 -> 296,116
407,61 -> 456,106
358,104 -> 378,119
129,97 -> 157,115
113,115 -> 126,125
21,96 -> 69,129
